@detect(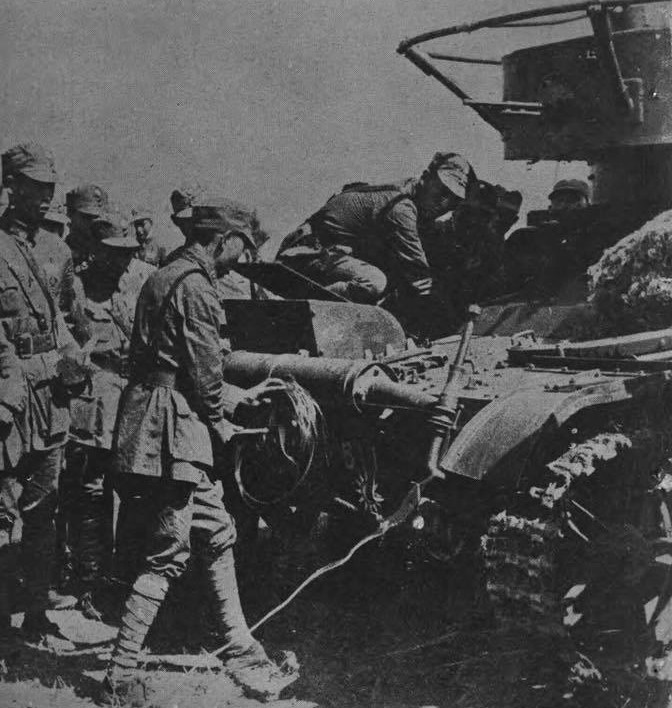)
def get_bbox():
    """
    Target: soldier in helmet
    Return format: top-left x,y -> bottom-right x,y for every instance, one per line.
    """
0,142 -> 88,641
277,152 -> 475,304
102,195 -> 298,704
64,213 -> 155,620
